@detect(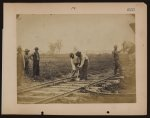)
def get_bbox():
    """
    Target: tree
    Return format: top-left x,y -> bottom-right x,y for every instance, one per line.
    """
55,40 -> 62,54
122,41 -> 135,54
49,42 -> 57,55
